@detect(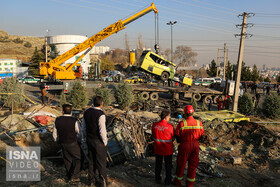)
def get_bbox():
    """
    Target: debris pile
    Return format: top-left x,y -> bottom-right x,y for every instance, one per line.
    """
199,119 -> 280,172
105,109 -> 160,165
